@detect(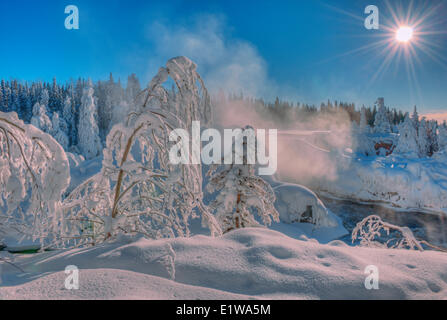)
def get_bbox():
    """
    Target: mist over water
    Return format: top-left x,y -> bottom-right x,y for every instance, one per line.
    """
212,97 -> 354,186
